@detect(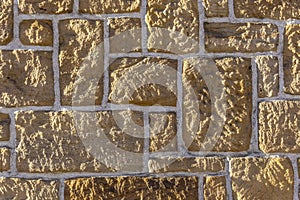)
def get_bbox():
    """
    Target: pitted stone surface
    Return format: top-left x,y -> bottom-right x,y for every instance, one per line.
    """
0,0 -> 13,45
0,113 -> 10,141
0,148 -> 10,172
19,0 -> 73,14
204,176 -> 227,200
203,0 -> 228,17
